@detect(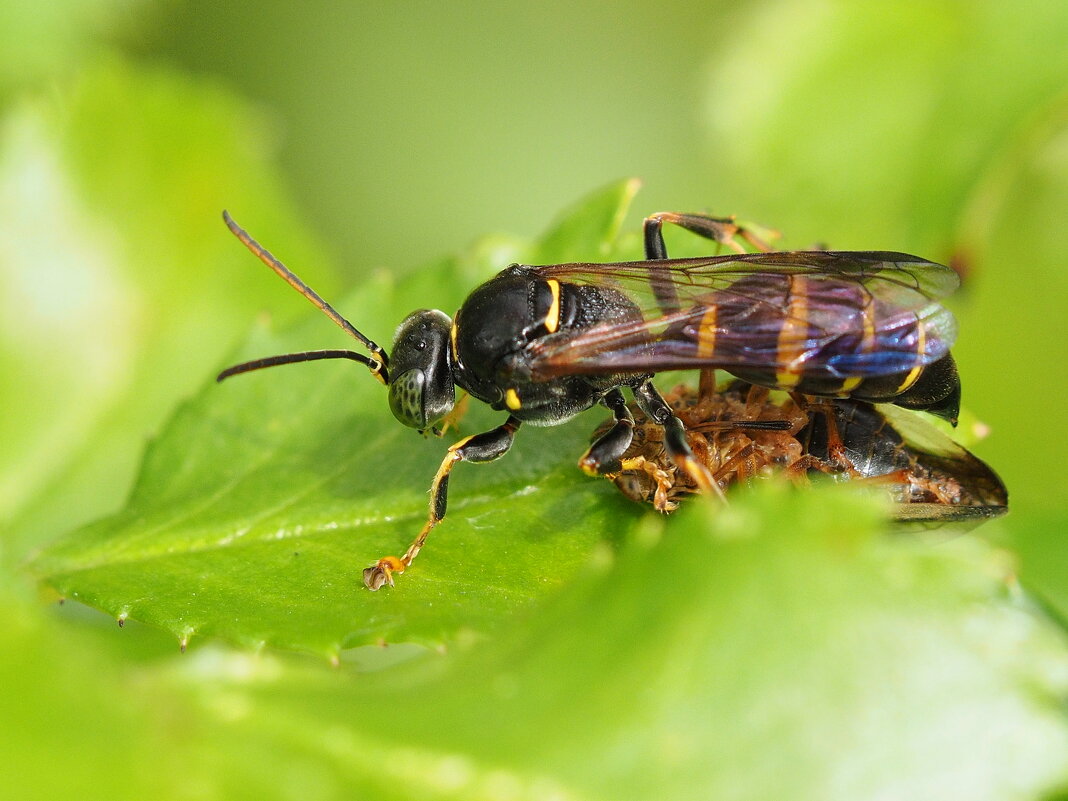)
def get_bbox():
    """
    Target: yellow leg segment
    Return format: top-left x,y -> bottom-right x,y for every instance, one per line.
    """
363,418 -> 520,590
